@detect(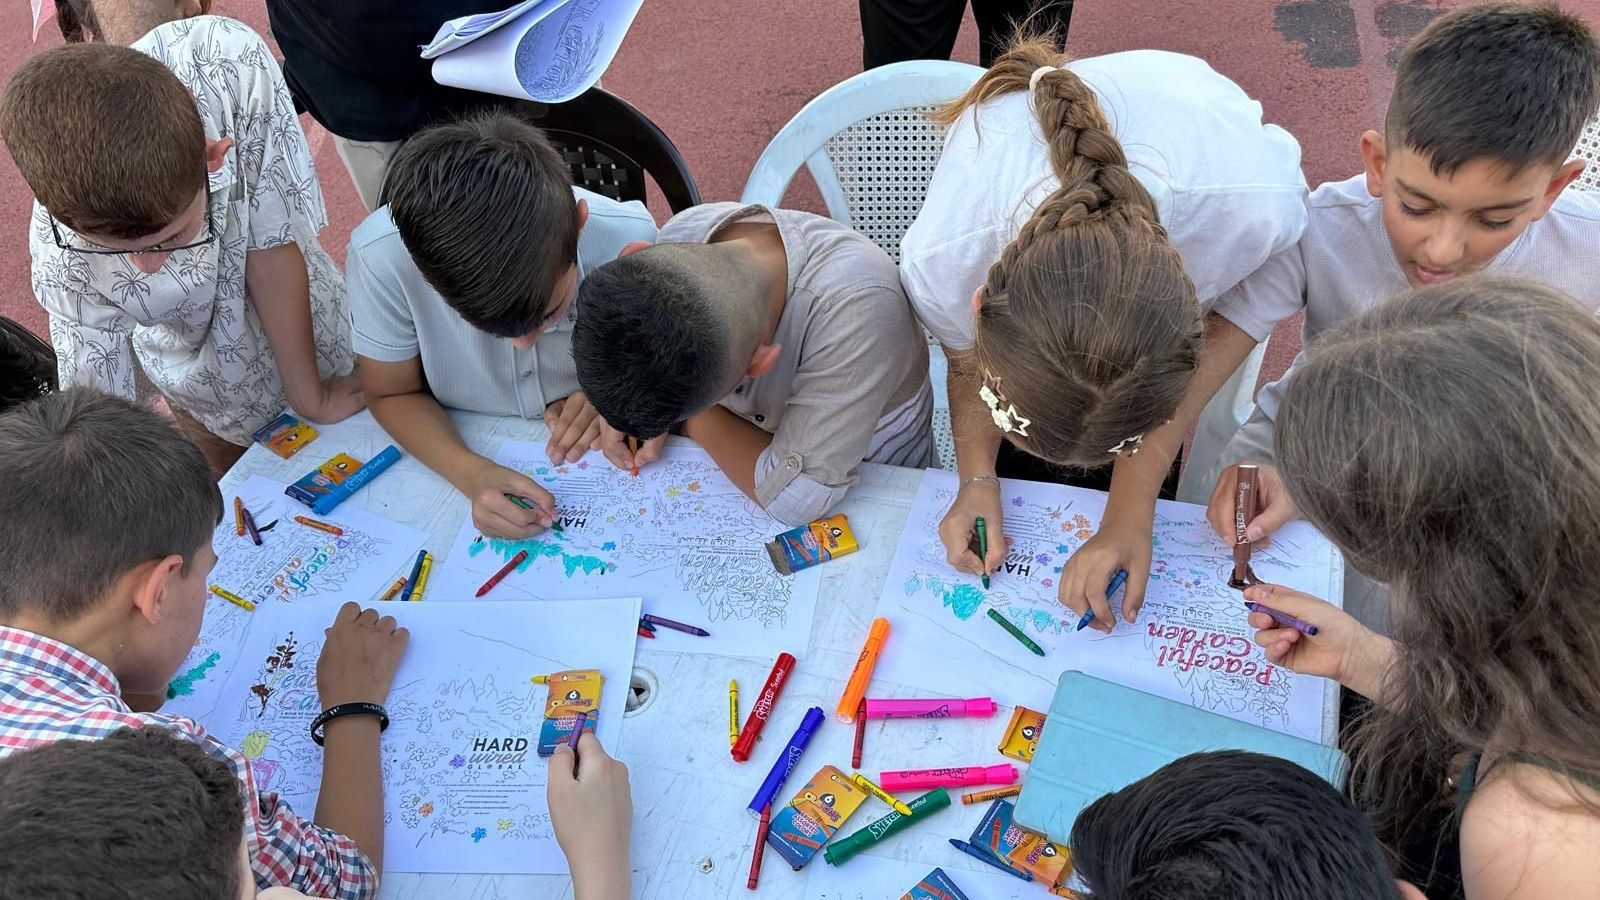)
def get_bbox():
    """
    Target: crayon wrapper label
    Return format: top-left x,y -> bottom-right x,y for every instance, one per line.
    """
536,669 -> 603,757
902,867 -> 972,900
765,514 -> 859,575
767,765 -> 869,869
998,706 -> 1047,762
973,799 -> 1071,887
251,412 -> 319,459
